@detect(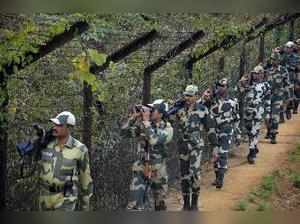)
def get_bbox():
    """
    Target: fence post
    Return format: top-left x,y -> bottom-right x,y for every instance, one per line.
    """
0,71 -> 8,211
289,19 -> 295,41
258,33 -> 265,63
